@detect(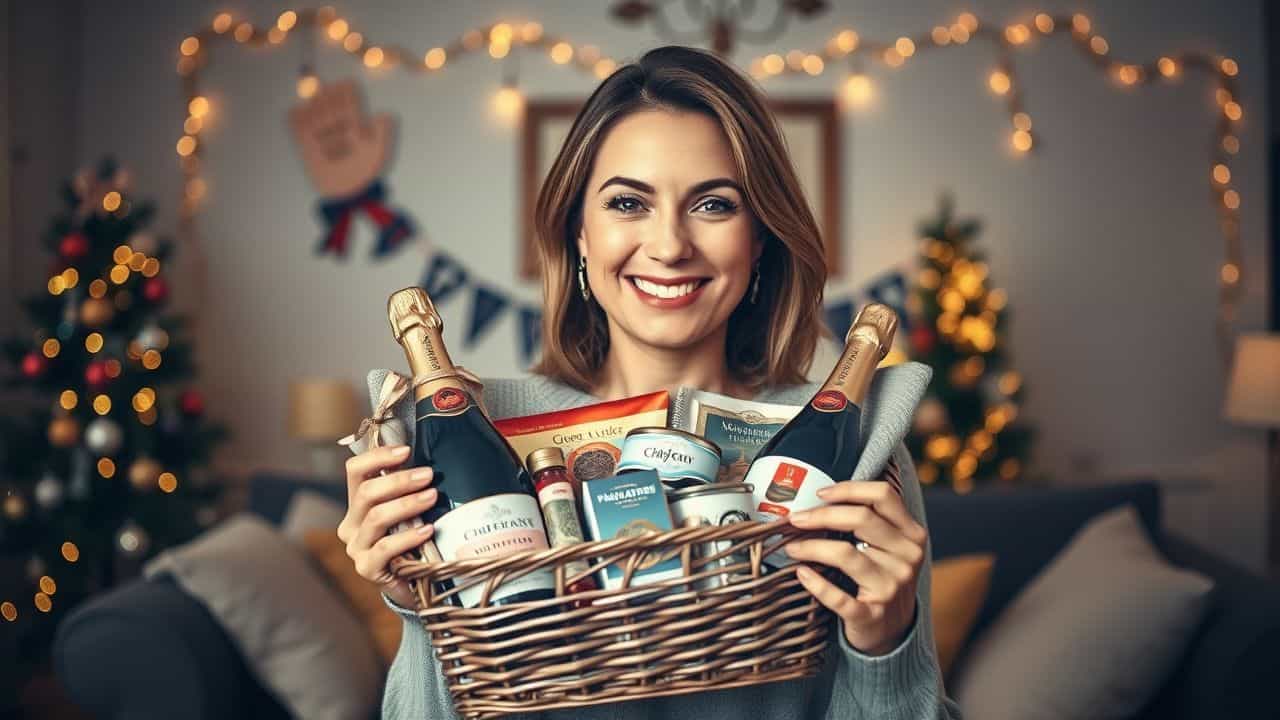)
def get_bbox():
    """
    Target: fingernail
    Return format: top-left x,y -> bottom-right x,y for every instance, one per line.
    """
790,510 -> 811,525
416,524 -> 433,535
393,445 -> 411,456
815,486 -> 832,498
796,566 -> 815,582
419,489 -> 436,502
411,468 -> 432,482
